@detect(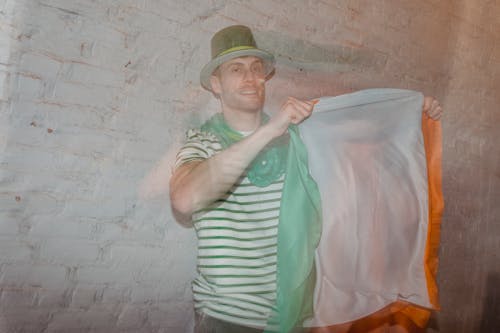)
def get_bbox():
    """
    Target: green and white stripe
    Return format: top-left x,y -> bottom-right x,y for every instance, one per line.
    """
175,129 -> 282,328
